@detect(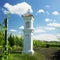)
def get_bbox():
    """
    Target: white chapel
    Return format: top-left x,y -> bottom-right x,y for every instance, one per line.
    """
22,13 -> 34,54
